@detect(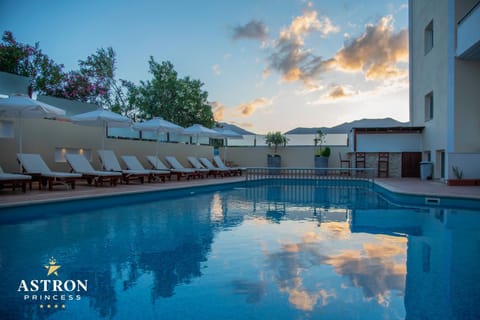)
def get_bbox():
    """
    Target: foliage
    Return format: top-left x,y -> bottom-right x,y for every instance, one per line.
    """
0,32 -> 214,125
452,166 -> 463,180
0,31 -> 64,95
313,128 -> 330,157
136,58 -> 214,127
315,146 -> 331,157
314,128 -> 325,147
265,131 -> 288,153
